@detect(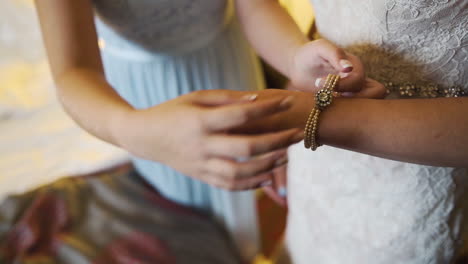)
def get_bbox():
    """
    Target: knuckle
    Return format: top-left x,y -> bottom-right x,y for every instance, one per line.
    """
239,142 -> 256,157
333,49 -> 345,59
199,144 -> 211,157
233,109 -> 250,124
193,111 -> 208,130
213,142 -> 230,156
219,163 -> 237,179
223,179 -> 238,191
269,134 -> 287,147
